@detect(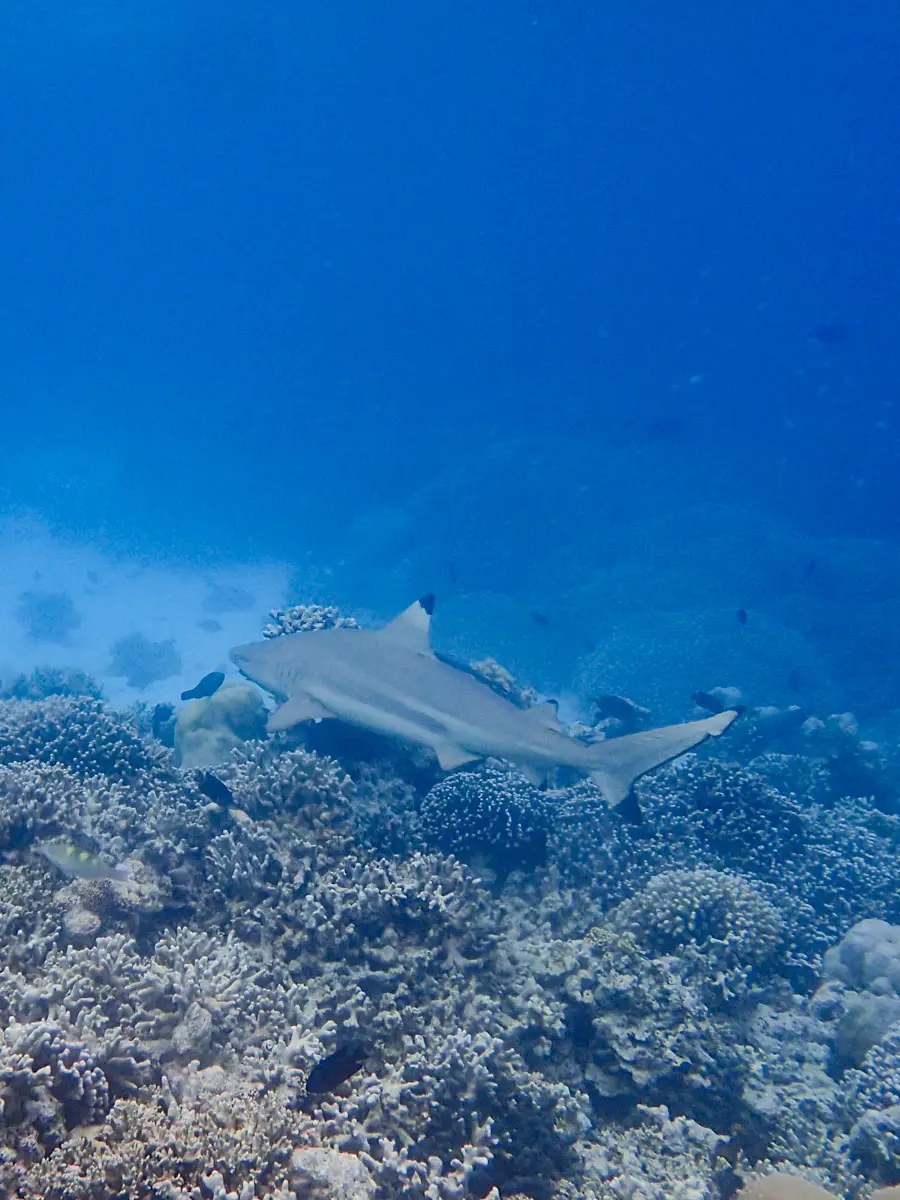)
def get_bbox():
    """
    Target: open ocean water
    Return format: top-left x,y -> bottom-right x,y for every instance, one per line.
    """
1,3 -> 900,1198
